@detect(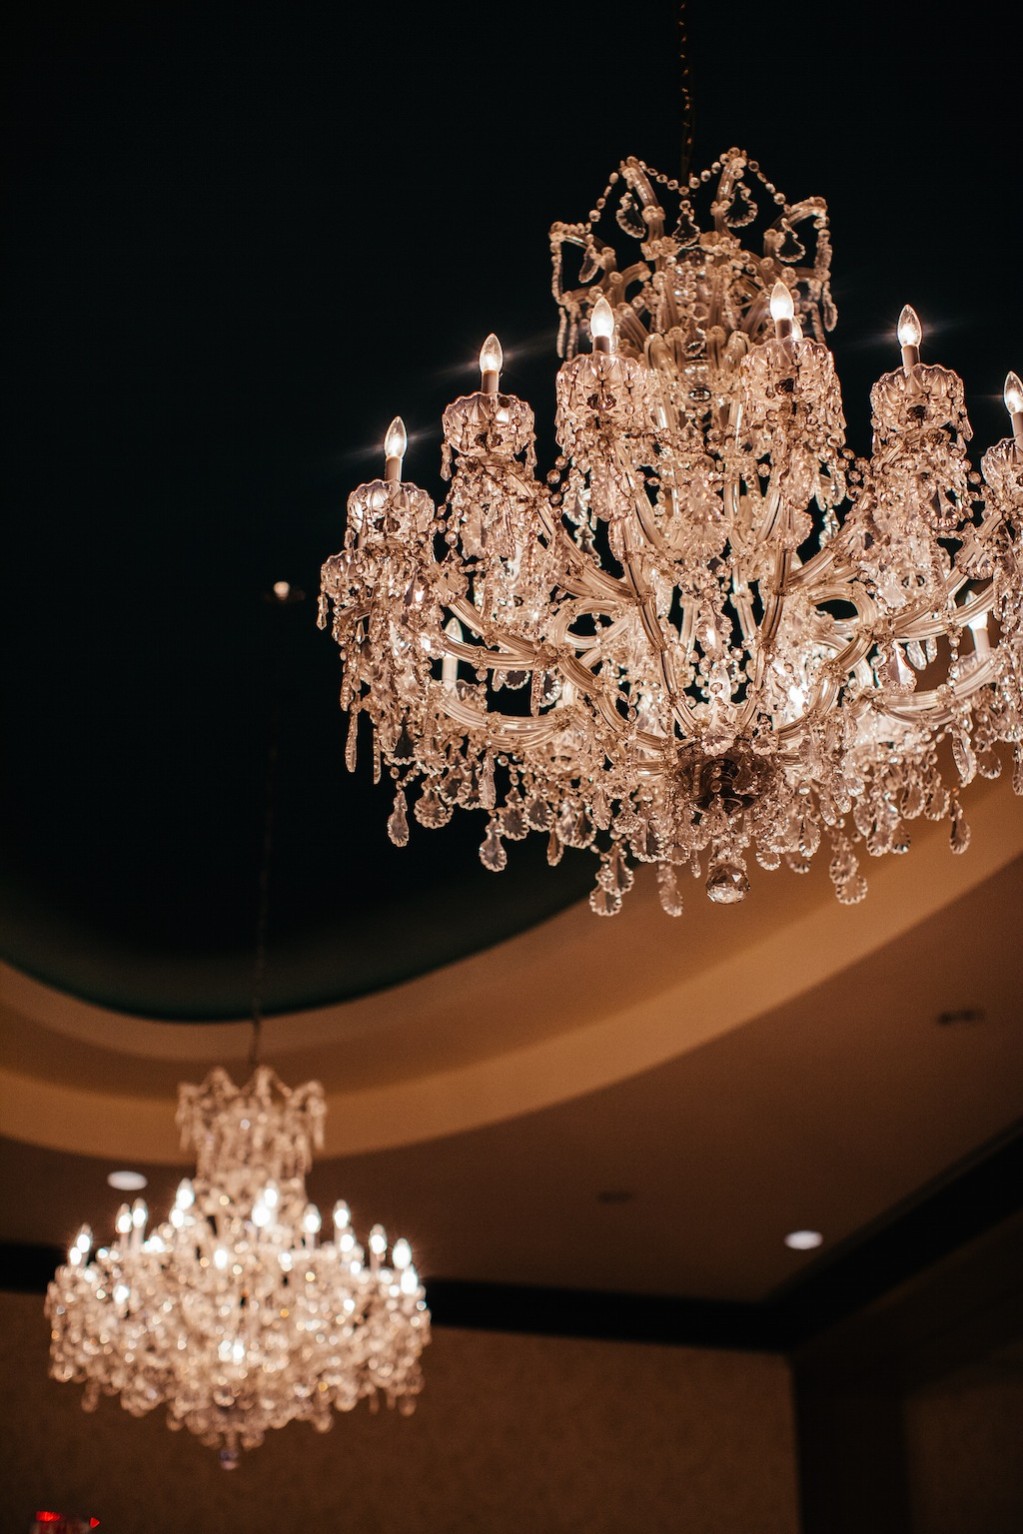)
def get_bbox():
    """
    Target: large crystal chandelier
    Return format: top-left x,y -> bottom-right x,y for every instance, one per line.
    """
46,1067 -> 429,1467
320,148 -> 1023,916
